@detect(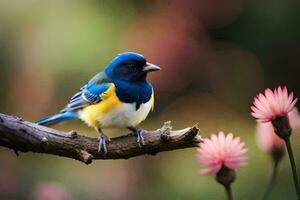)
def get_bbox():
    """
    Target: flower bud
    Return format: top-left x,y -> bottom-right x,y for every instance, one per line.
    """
215,166 -> 236,187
